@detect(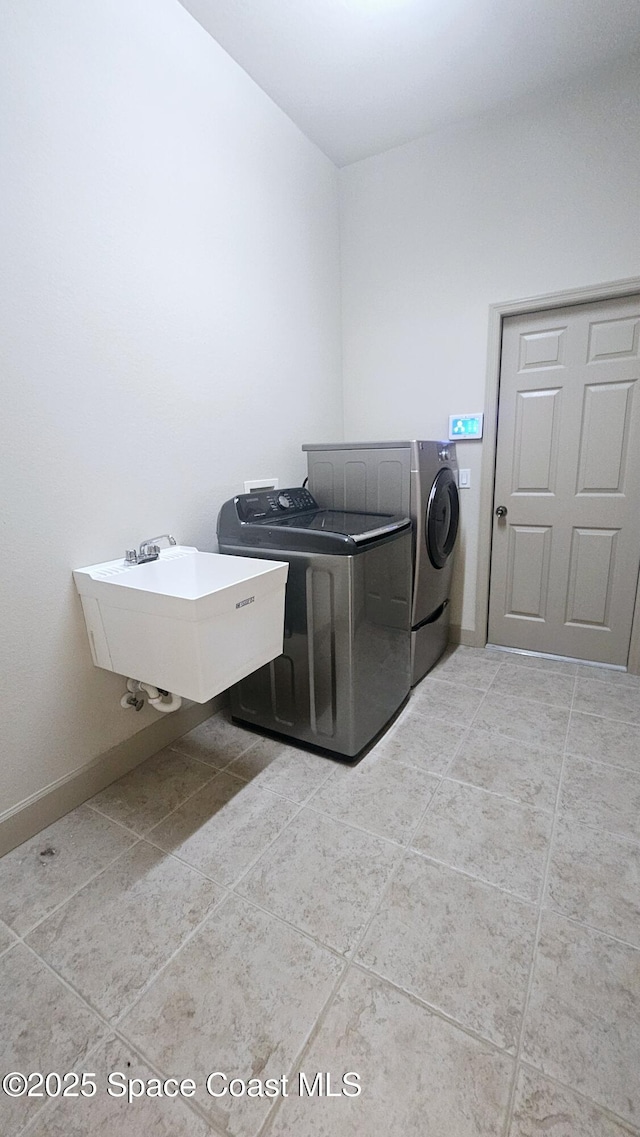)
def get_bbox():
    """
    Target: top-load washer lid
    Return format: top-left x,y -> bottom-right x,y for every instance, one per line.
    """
217,488 -> 411,555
